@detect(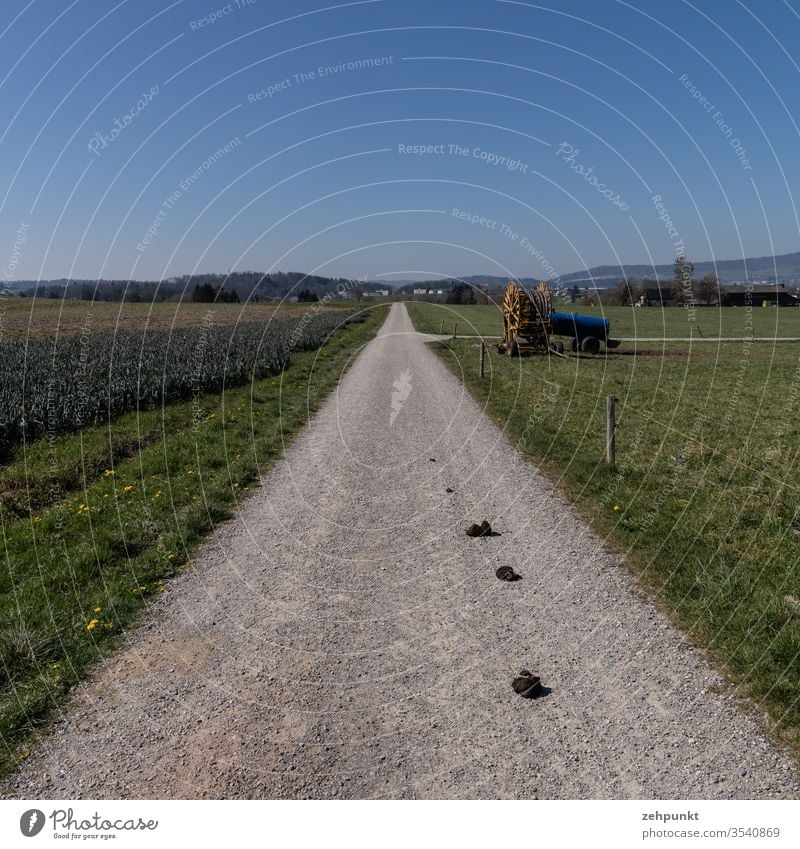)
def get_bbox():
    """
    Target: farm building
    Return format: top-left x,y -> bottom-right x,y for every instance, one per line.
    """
636,282 -> 799,307
638,284 -> 674,307
721,284 -> 798,306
